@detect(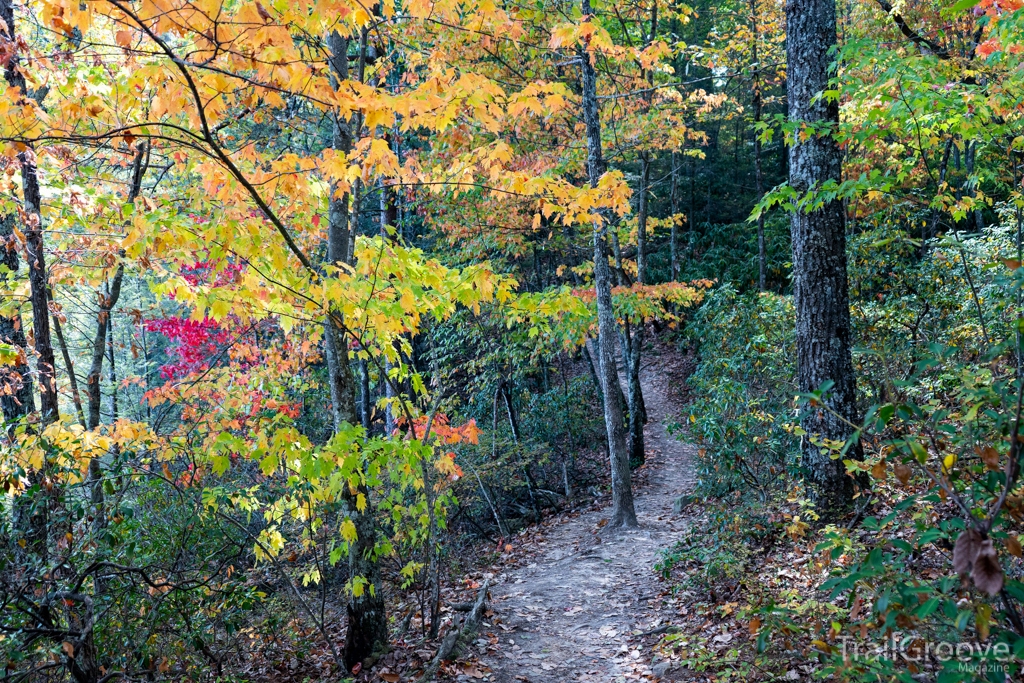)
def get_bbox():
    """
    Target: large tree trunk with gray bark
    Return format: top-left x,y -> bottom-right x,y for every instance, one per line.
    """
787,0 -> 862,516
579,0 -> 637,528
